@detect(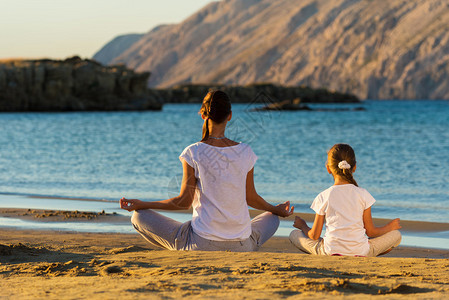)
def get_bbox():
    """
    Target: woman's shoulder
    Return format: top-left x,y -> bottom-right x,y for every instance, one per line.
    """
234,142 -> 252,150
180,142 -> 202,156
232,142 -> 256,157
184,142 -> 202,149
181,142 -> 255,158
